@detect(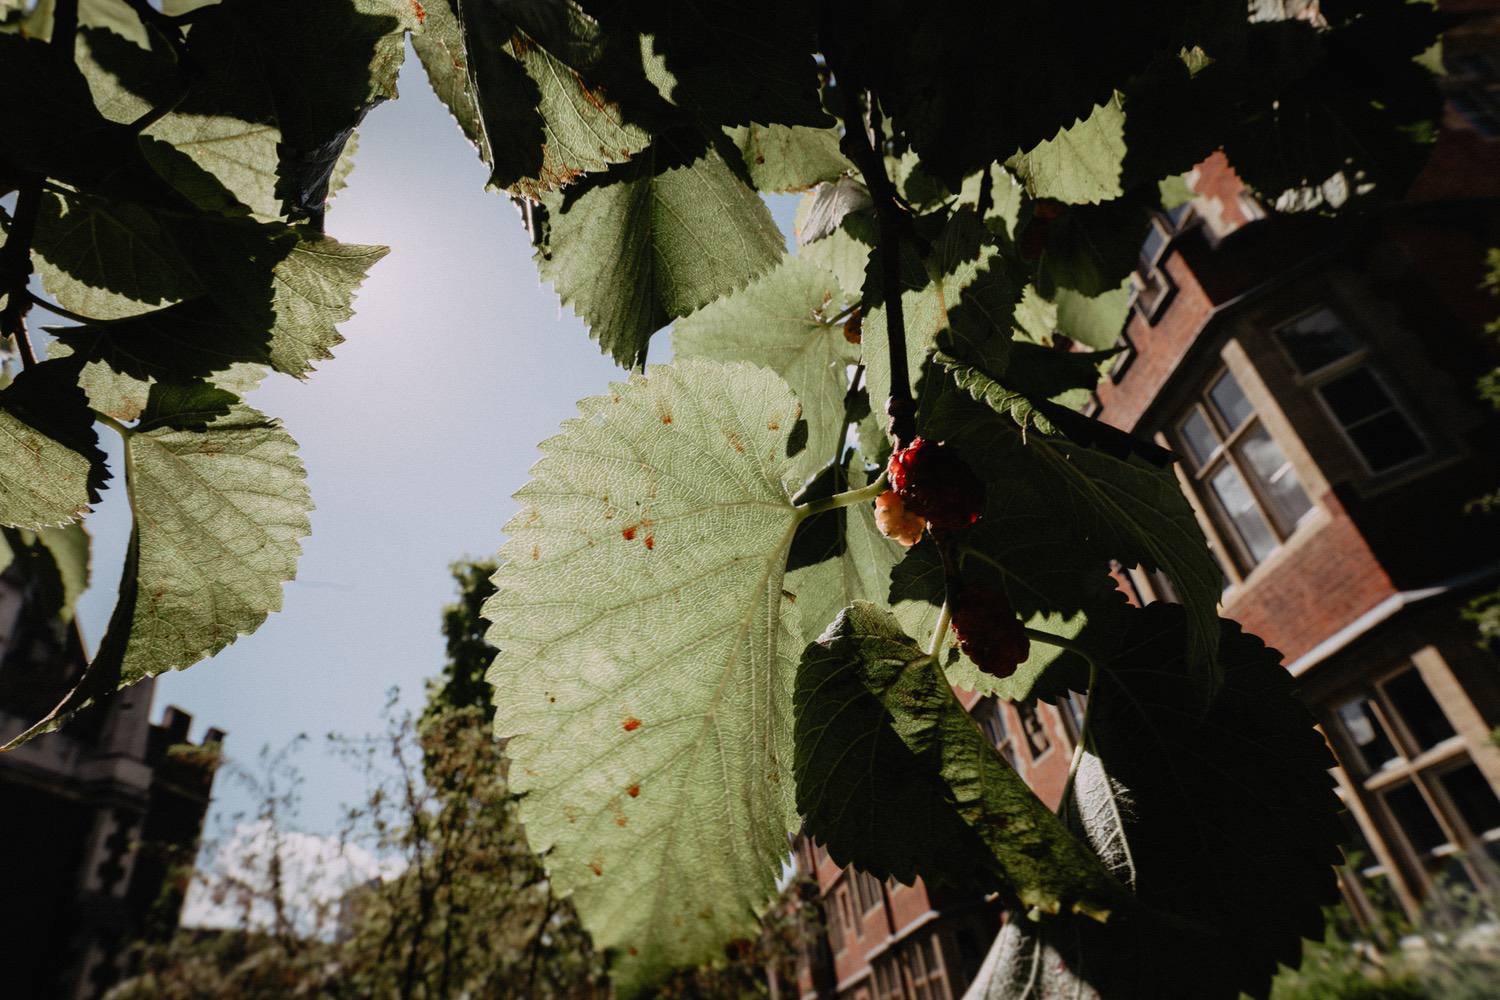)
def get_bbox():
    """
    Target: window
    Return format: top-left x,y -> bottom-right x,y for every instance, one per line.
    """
1329,663 -> 1500,895
1018,702 -> 1051,759
825,898 -> 844,953
1274,307 -> 1427,475
1131,214 -> 1179,322
1174,368 -> 1314,573
874,958 -> 904,1000
977,697 -> 1017,768
900,934 -> 950,1000
837,886 -> 857,939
